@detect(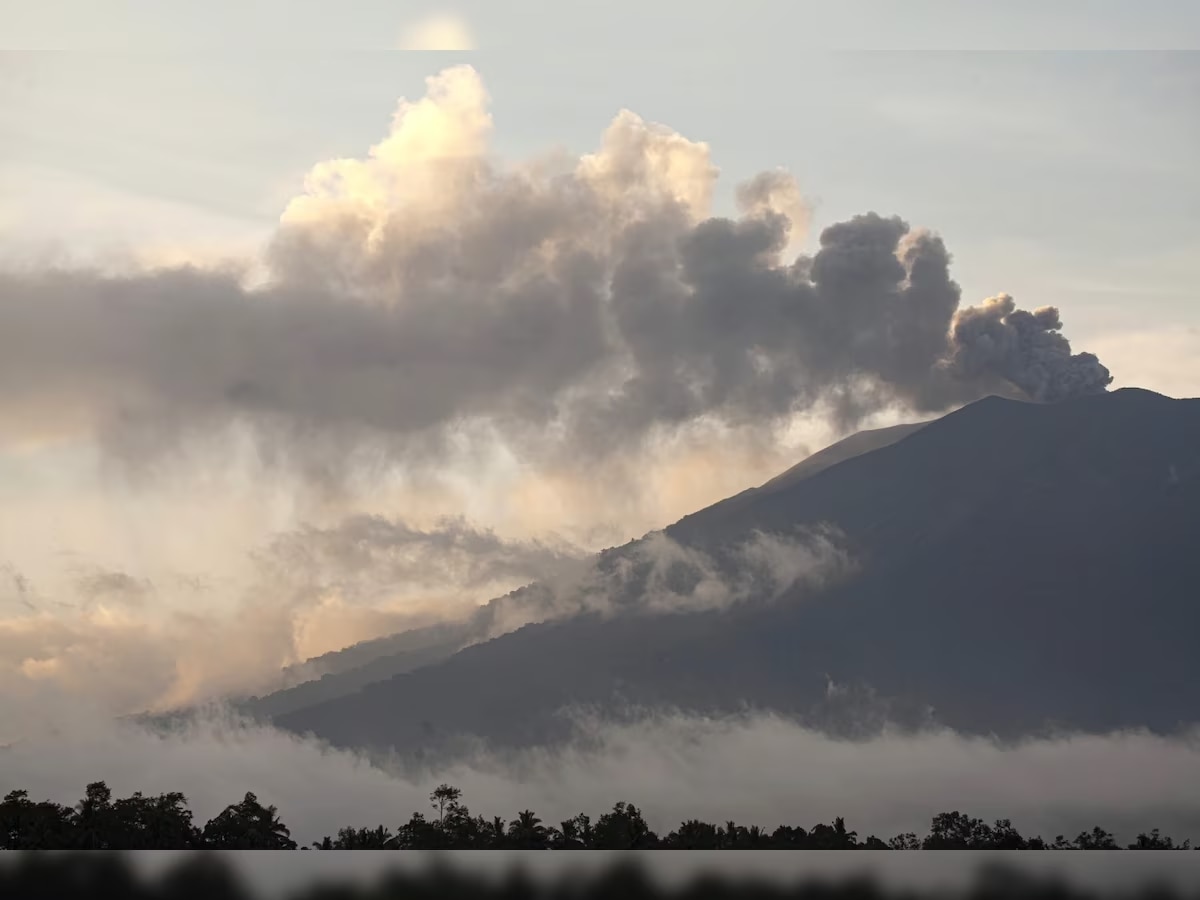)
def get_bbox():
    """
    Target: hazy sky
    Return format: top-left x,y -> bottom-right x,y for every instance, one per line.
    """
1,4 -> 1199,722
